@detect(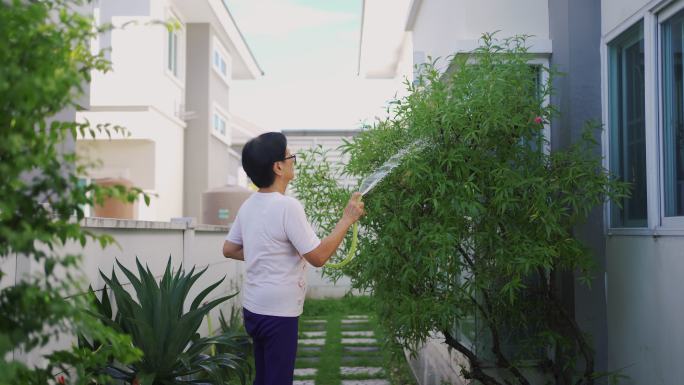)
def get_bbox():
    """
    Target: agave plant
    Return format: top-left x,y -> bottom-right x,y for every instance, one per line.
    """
82,257 -> 248,385
216,307 -> 252,364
